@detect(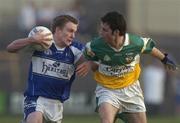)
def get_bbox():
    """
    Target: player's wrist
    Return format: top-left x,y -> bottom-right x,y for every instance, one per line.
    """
28,36 -> 36,44
161,53 -> 168,64
161,53 -> 177,70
